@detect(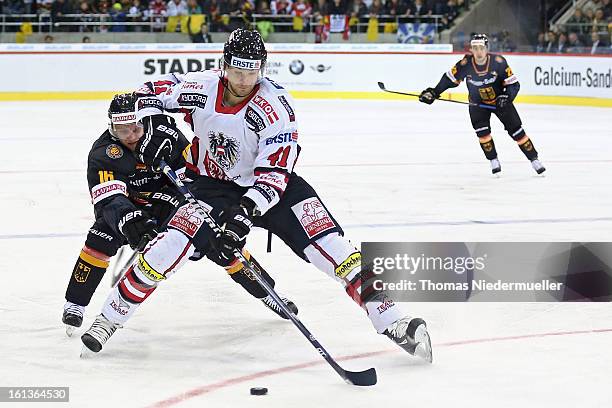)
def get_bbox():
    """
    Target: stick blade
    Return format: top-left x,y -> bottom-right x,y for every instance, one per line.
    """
343,367 -> 377,386
377,82 -> 386,90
